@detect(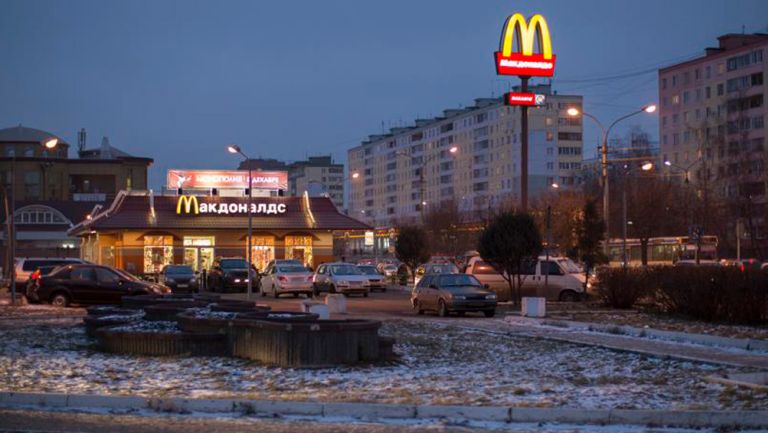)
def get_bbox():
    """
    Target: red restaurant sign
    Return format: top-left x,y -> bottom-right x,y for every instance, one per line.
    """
167,169 -> 288,190
494,13 -> 556,77
504,92 -> 546,106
